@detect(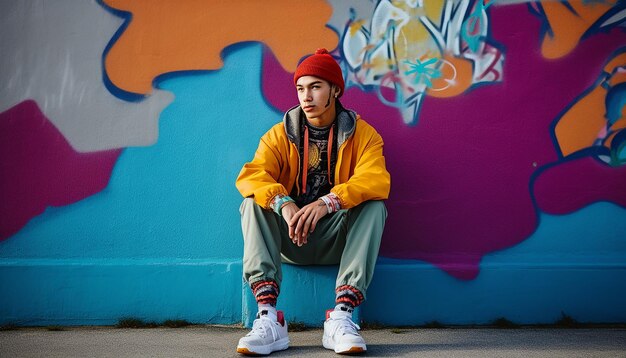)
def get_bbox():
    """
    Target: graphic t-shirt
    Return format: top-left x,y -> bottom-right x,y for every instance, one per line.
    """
291,120 -> 337,207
